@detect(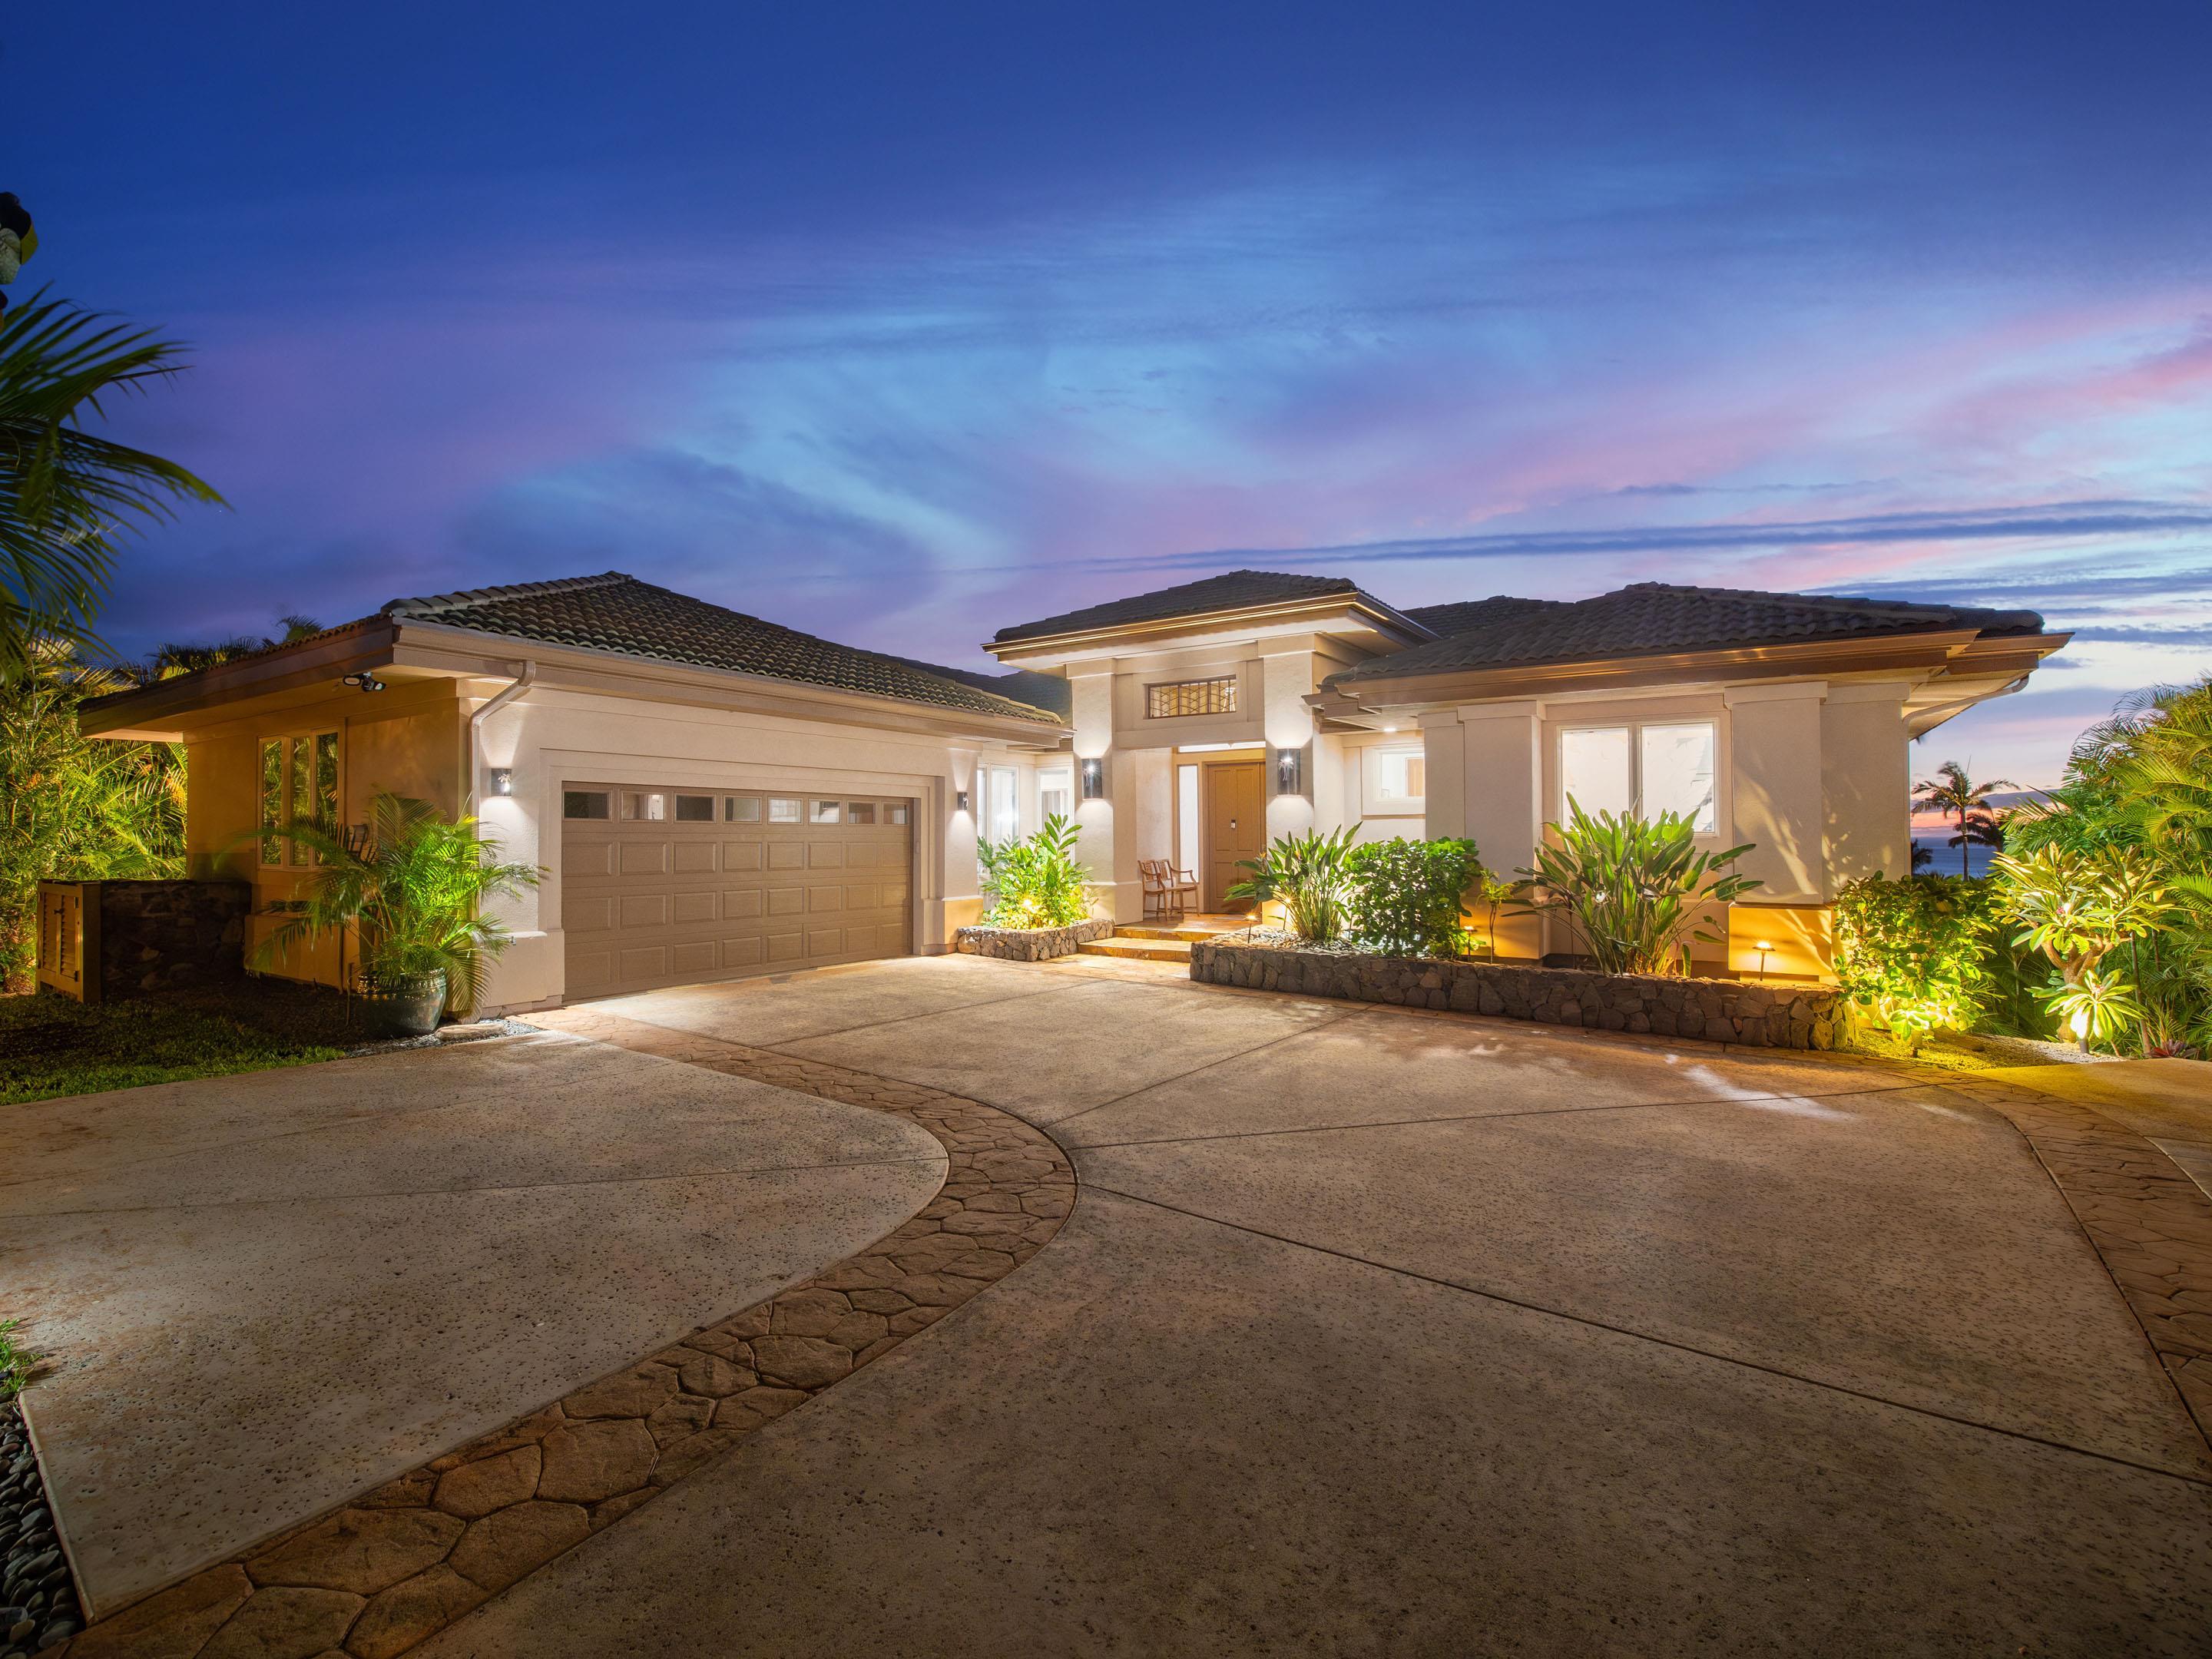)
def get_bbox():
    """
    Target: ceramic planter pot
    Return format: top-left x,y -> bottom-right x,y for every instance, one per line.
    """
357,969 -> 449,1038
